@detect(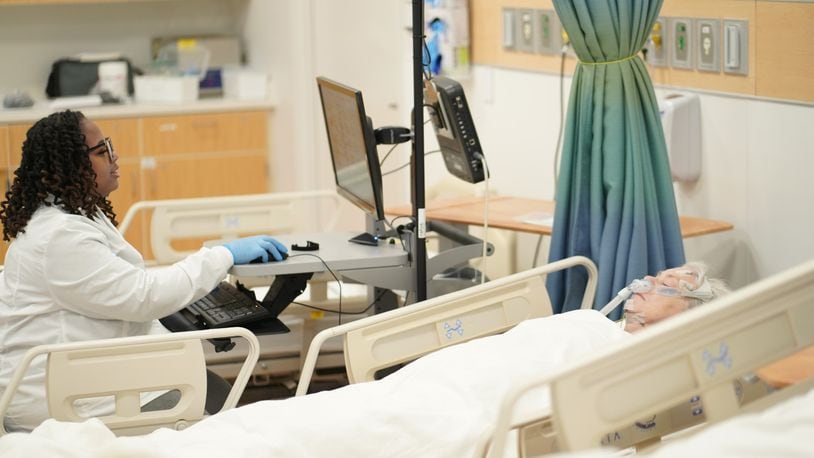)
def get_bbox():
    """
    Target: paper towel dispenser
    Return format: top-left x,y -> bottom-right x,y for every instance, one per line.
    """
659,93 -> 701,182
